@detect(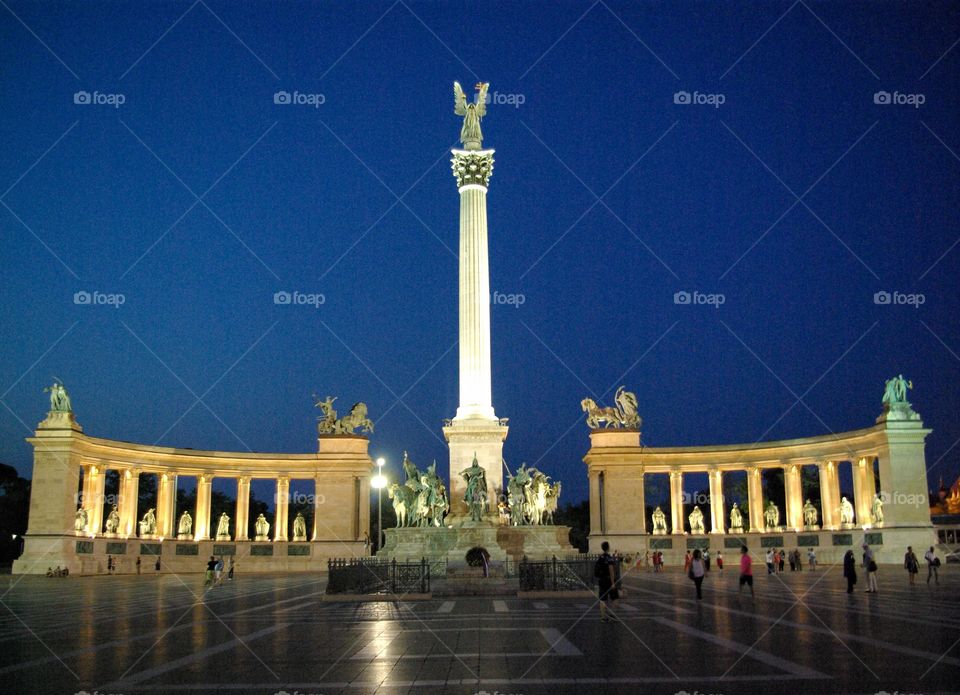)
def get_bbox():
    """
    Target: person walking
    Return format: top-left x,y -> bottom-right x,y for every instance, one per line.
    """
904,546 -> 919,586
862,544 -> 878,593
228,558 -> 235,580
778,549 -> 785,573
703,549 -> 711,572
794,549 -> 803,572
689,549 -> 706,599
155,557 -> 161,575
788,550 -> 796,572
765,549 -> 775,574
925,546 -> 940,585
738,546 -> 754,597
808,547 -> 817,571
595,541 -> 620,622
683,551 -> 692,575
717,551 -> 724,573
215,557 -> 224,584
107,555 -> 114,575
843,549 -> 857,593
204,556 -> 217,587
136,556 -> 141,575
